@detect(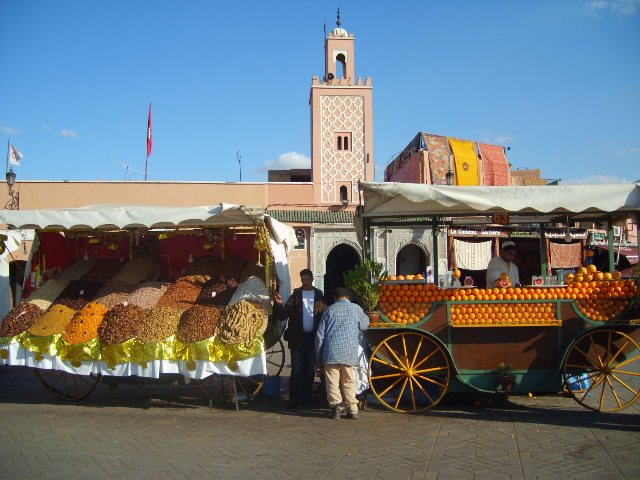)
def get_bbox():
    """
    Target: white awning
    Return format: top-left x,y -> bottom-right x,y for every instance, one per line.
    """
0,204 -> 266,231
359,182 -> 640,220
